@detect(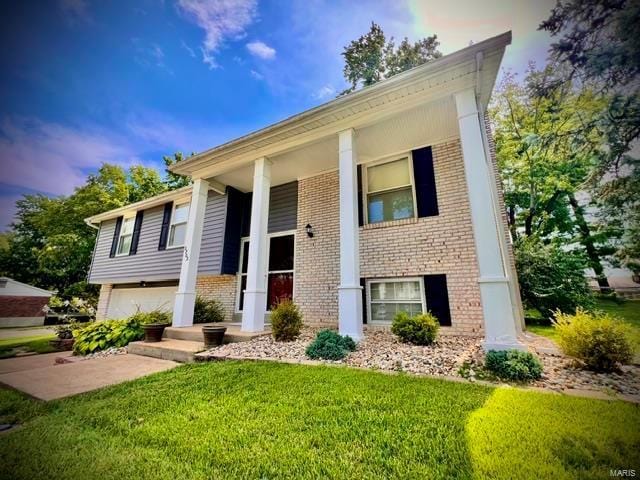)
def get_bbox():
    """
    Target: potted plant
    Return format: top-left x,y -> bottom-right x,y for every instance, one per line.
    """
202,325 -> 227,347
135,310 -> 172,343
50,322 -> 77,351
